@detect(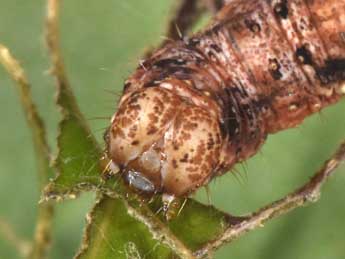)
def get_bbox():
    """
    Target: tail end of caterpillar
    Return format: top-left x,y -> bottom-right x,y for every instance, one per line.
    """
107,86 -> 225,197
